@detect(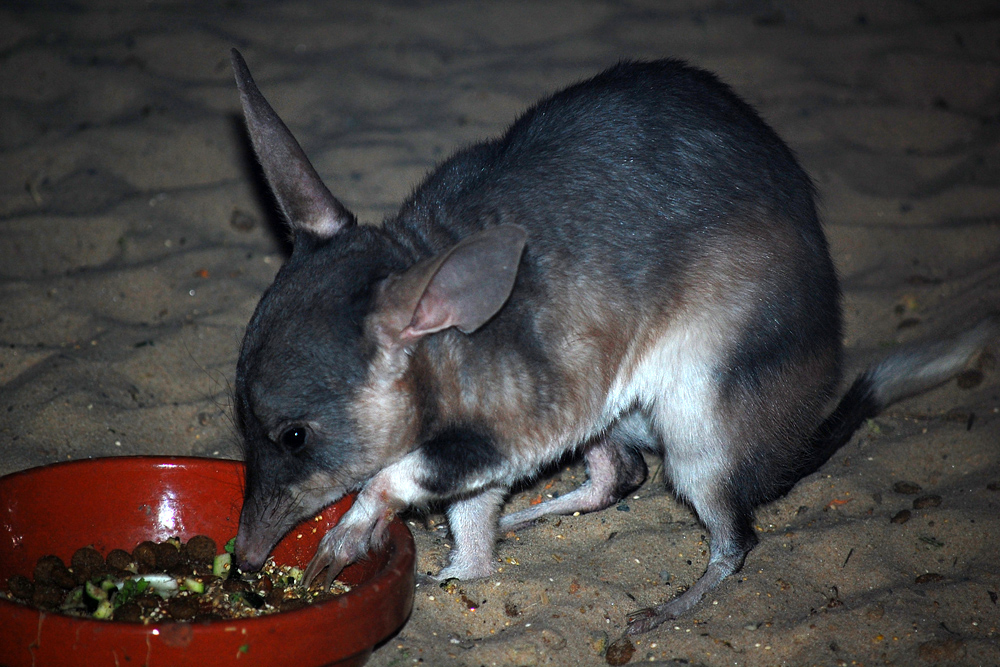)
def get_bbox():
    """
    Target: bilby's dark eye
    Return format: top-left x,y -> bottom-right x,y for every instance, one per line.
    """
279,425 -> 309,450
